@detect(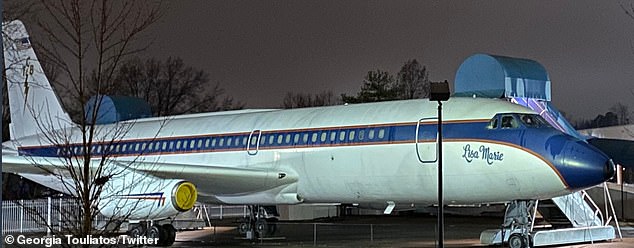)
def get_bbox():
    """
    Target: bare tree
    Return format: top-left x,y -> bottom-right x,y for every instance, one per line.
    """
396,59 -> 430,99
110,56 -> 242,116
283,90 -> 336,109
610,102 -> 630,125
3,0 -> 164,246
